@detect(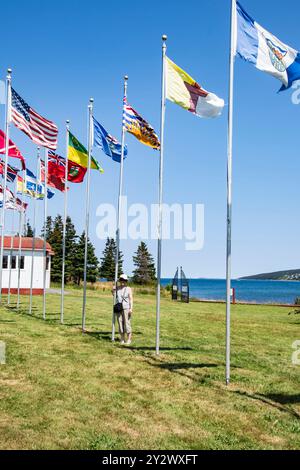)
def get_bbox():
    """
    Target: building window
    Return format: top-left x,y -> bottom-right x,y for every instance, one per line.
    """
2,256 -> 8,269
20,256 -> 25,270
10,256 -> 16,269
46,256 -> 50,271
